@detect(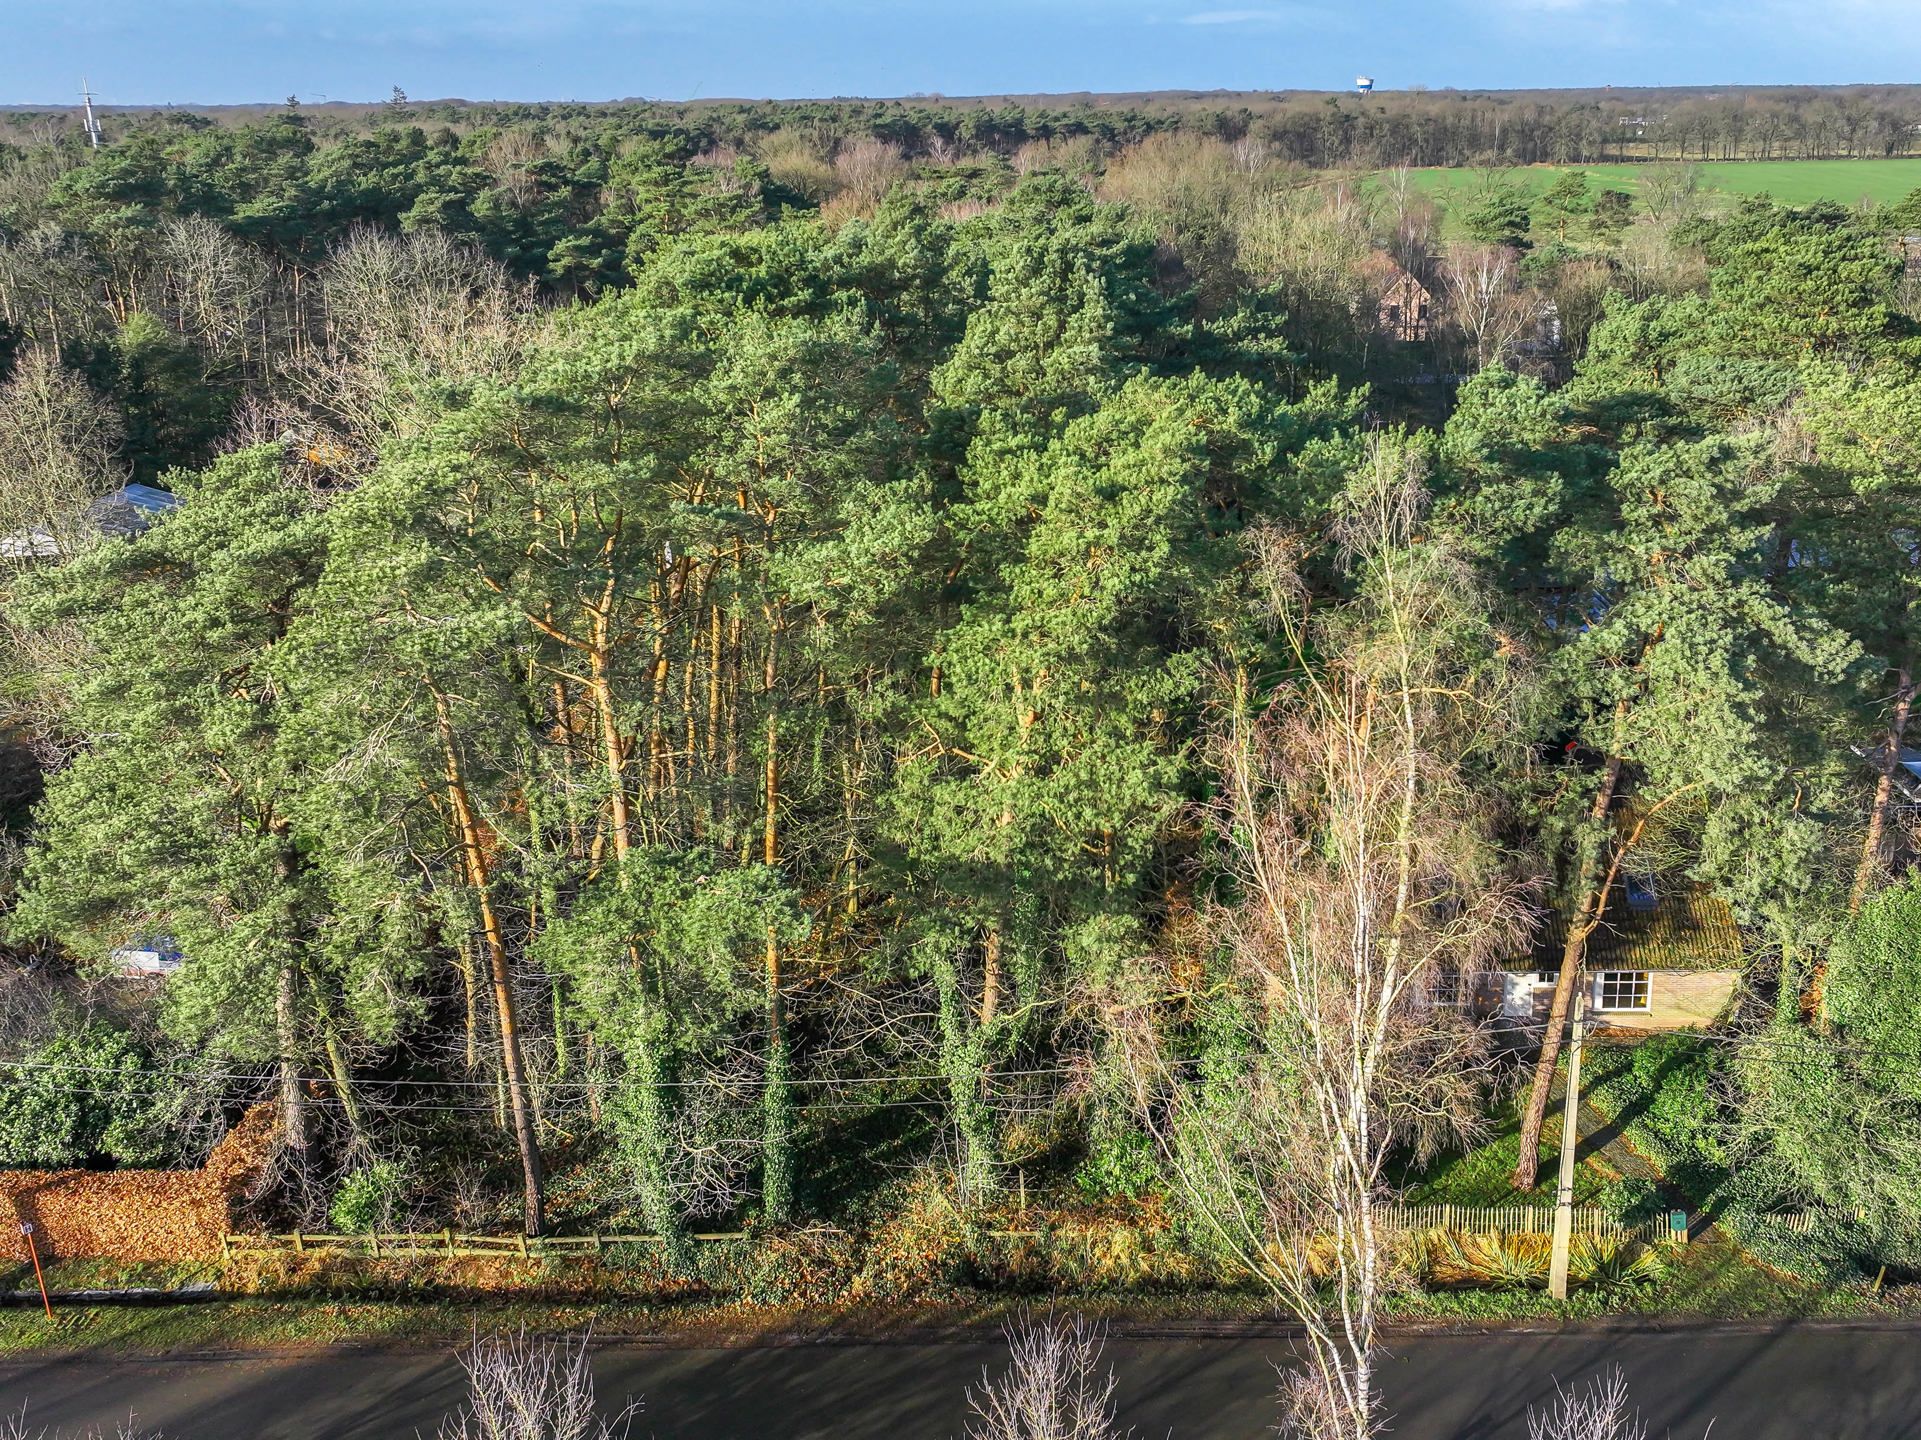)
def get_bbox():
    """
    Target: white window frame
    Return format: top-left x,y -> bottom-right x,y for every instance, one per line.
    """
1594,970 -> 1652,1013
